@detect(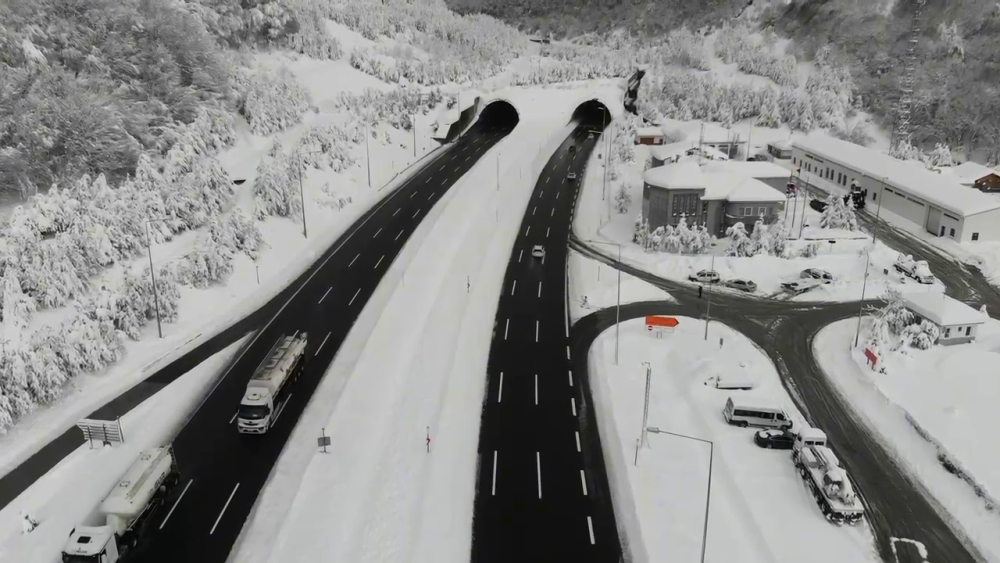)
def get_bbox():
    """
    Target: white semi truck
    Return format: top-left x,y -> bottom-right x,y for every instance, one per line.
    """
237,332 -> 307,434
894,253 -> 935,284
791,428 -> 865,525
62,447 -> 179,563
